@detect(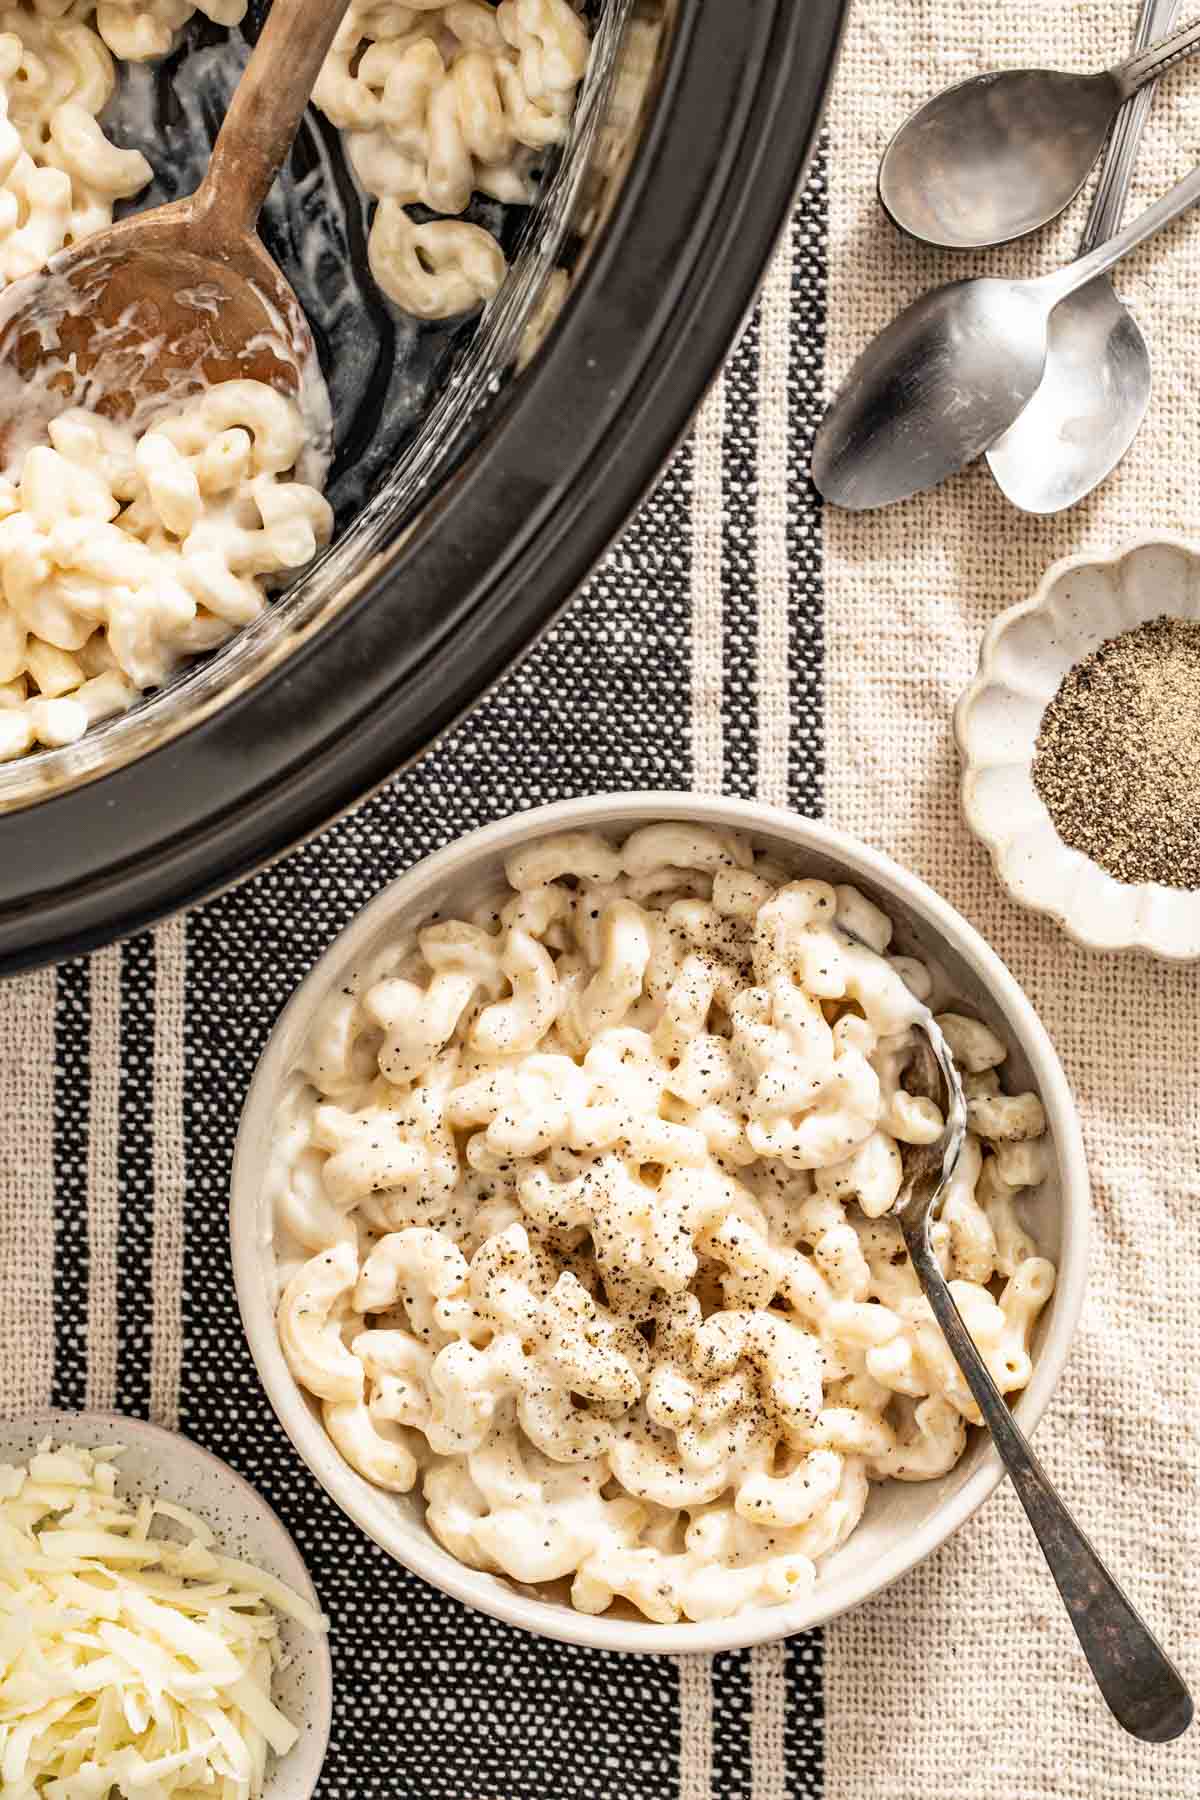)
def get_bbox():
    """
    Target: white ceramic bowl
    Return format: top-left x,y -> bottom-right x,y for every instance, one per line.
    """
0,1410 -> 331,1797
231,792 -> 1089,1654
956,537 -> 1200,961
